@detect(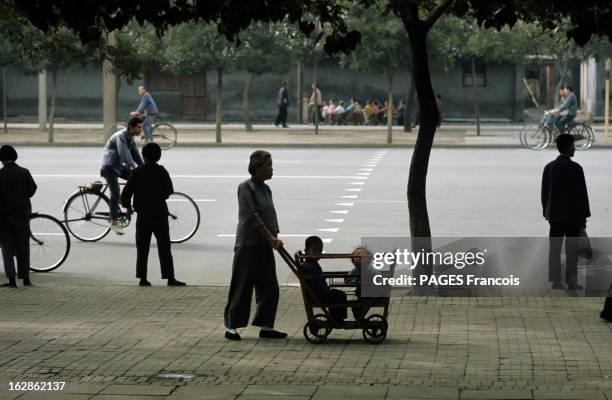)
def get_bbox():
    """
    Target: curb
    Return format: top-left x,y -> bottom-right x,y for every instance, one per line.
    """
9,142 -> 612,149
